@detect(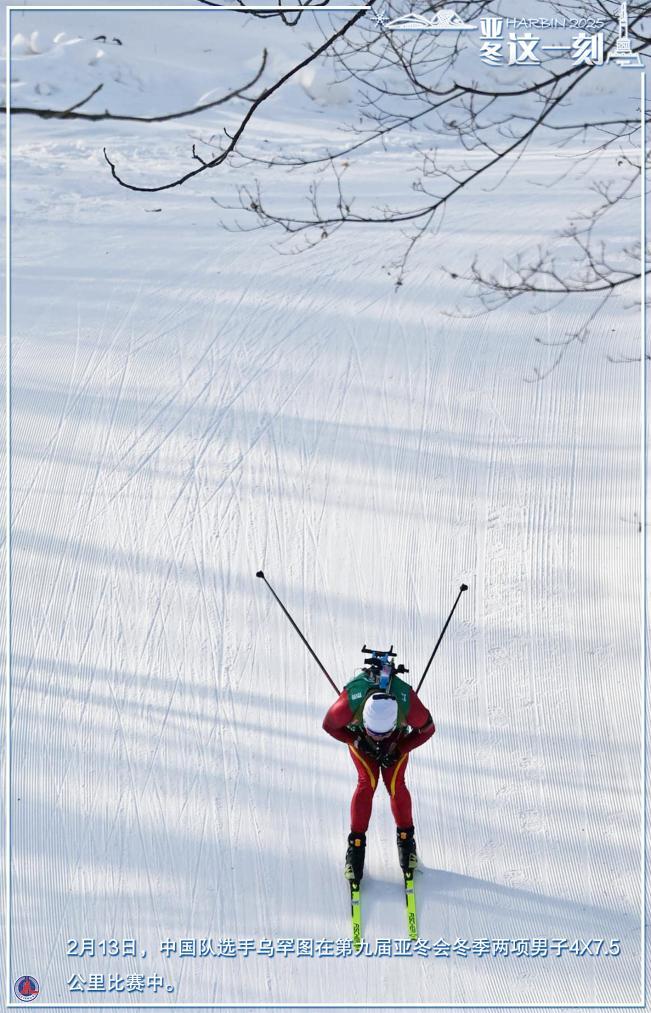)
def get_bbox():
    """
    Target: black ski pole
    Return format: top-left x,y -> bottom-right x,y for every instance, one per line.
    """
416,583 -> 468,694
256,570 -> 340,694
